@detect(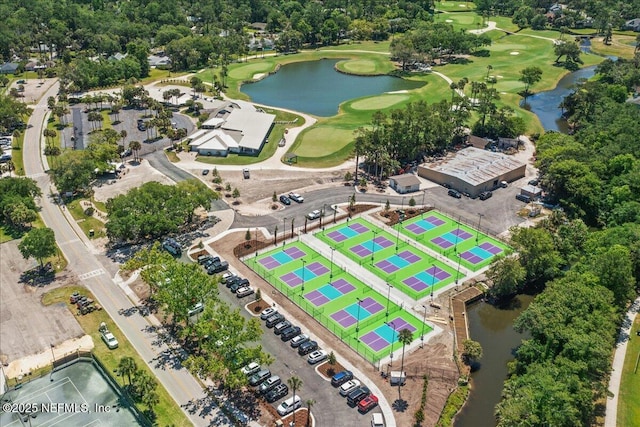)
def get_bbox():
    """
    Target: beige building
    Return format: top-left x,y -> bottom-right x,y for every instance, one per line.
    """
417,147 -> 526,197
389,174 -> 421,194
